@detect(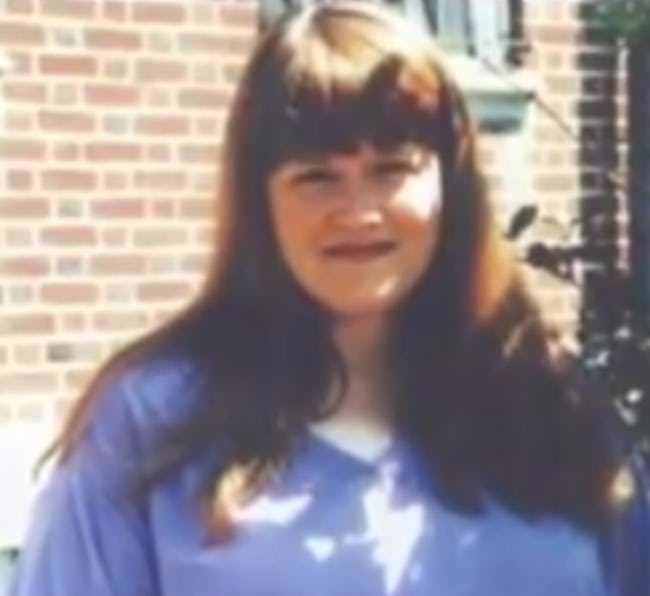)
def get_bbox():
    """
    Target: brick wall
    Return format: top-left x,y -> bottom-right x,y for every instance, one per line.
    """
0,0 -> 257,429
480,0 -> 627,339
0,0 -> 627,430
